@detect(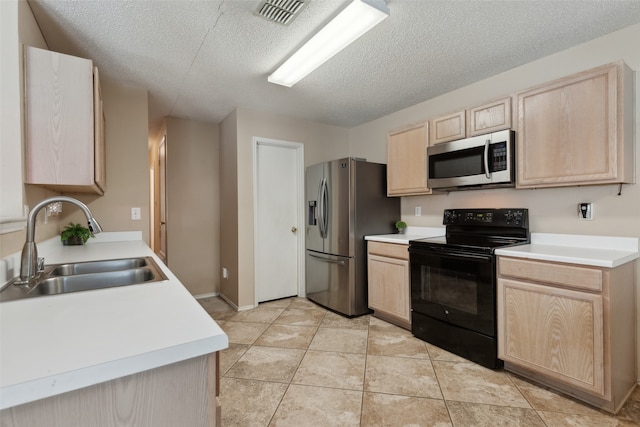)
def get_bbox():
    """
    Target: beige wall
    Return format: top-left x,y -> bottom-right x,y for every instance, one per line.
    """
349,23 -> 640,374
162,117 -> 220,296
63,80 -> 150,244
219,110 -> 239,305
220,107 -> 349,308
